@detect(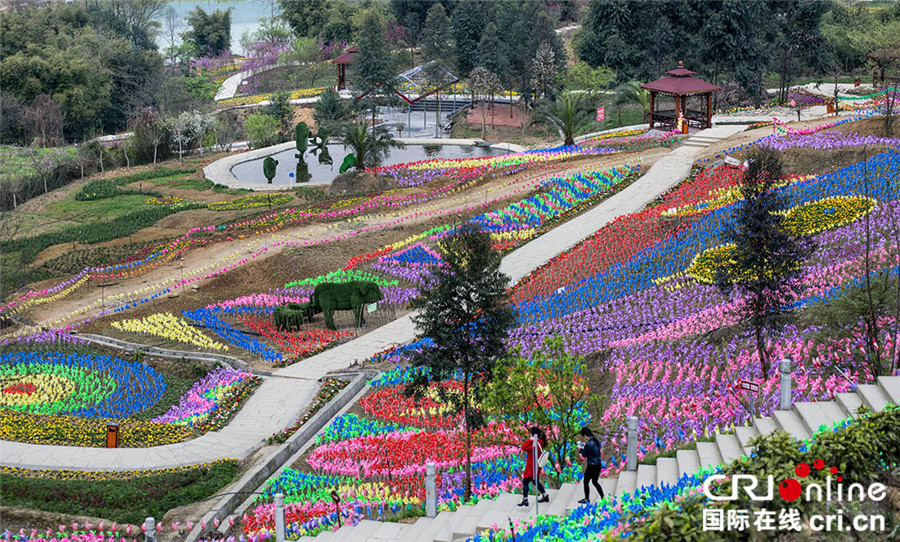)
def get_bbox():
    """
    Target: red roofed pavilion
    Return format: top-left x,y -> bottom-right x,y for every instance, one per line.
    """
641,61 -> 720,131
332,46 -> 358,90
